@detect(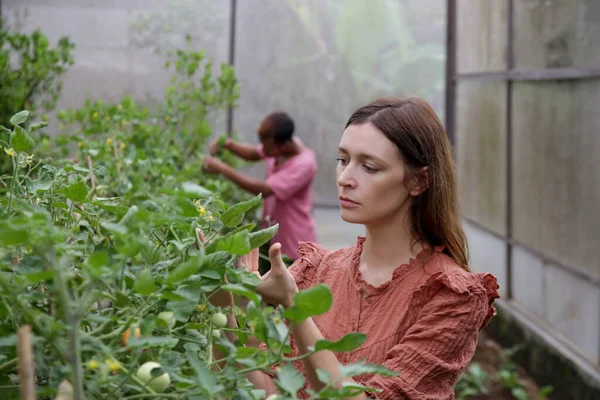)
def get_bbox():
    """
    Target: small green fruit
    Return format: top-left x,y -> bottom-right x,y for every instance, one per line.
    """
157,311 -> 175,329
136,361 -> 171,392
210,312 -> 227,328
